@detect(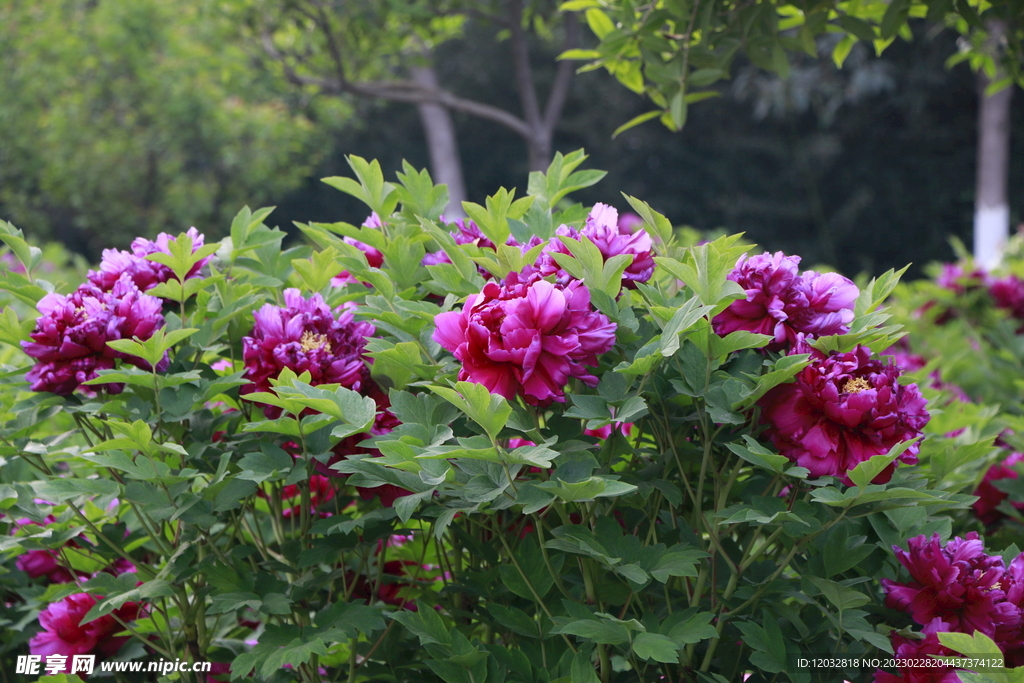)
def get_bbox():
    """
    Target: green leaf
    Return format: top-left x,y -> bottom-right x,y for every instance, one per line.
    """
558,619 -> 631,645
430,381 -> 512,441
612,110 -> 663,138
632,632 -> 680,663
570,650 -> 601,683
390,600 -> 452,646
660,297 -> 716,356
651,546 -> 708,582
33,479 -> 121,506
846,438 -> 921,488
585,8 -> 616,38
488,604 -> 540,638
